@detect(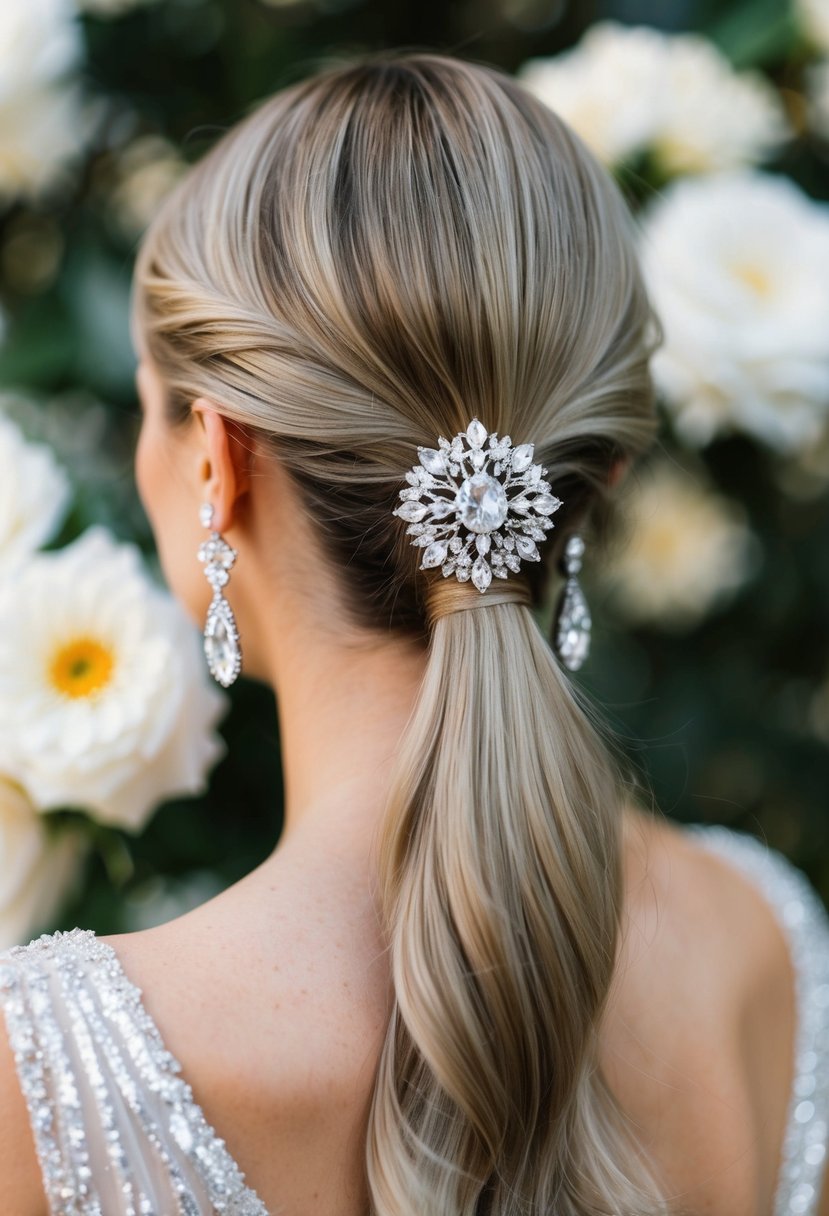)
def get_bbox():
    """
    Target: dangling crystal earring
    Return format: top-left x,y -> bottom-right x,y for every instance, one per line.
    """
198,501 -> 242,687
555,534 -> 592,671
